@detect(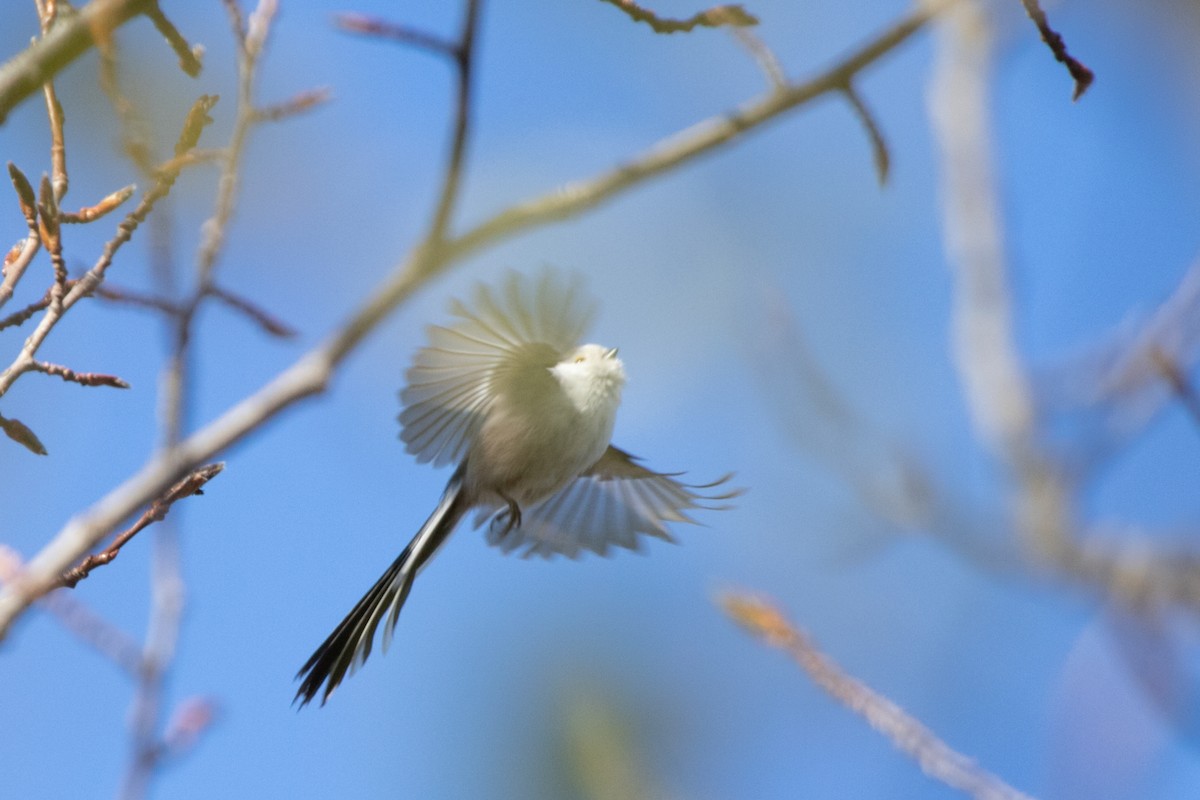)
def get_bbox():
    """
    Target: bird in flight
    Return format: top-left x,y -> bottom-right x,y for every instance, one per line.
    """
295,269 -> 738,706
